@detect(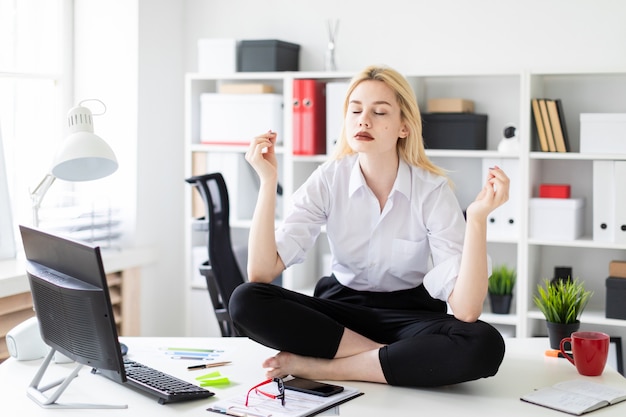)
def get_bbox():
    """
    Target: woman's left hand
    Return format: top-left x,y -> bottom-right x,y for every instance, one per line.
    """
466,166 -> 510,220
